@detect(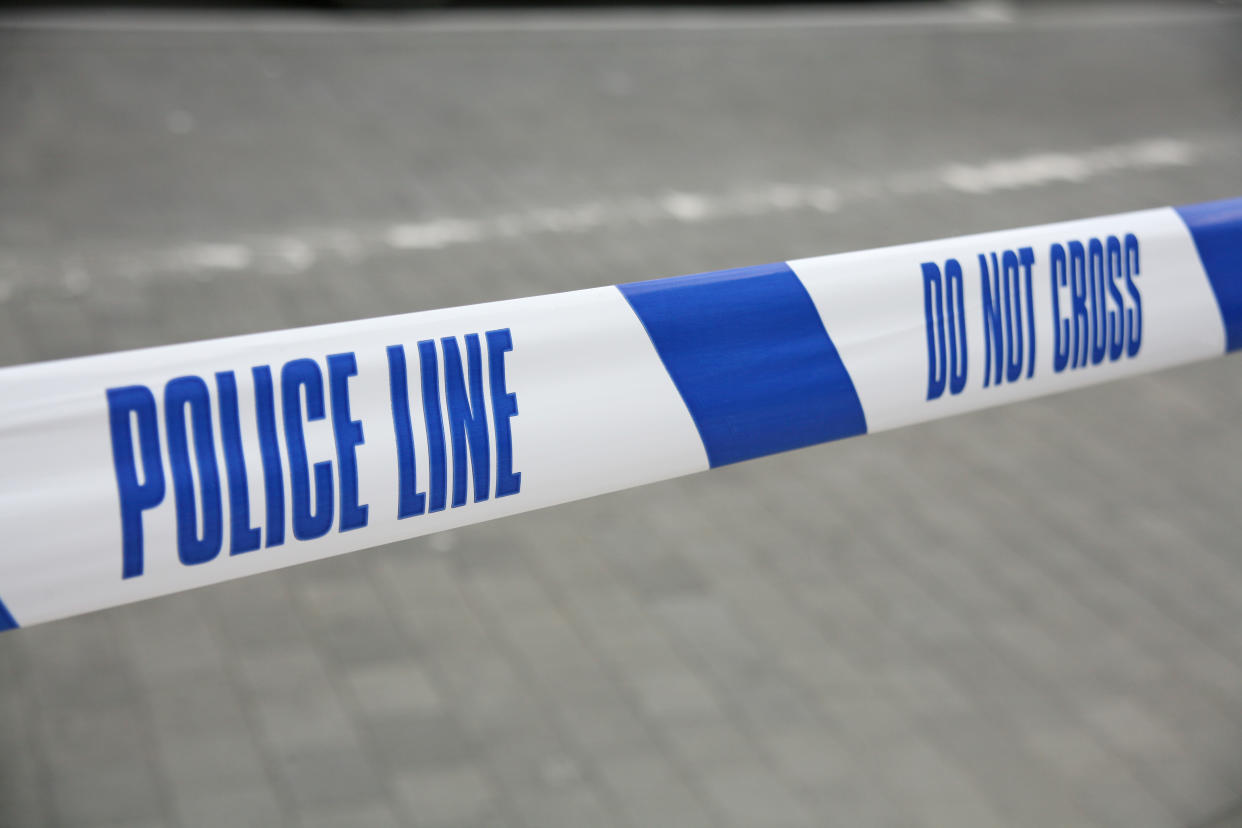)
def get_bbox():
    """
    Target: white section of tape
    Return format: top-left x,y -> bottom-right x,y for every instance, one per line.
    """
790,207 -> 1226,433
0,286 -> 706,626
